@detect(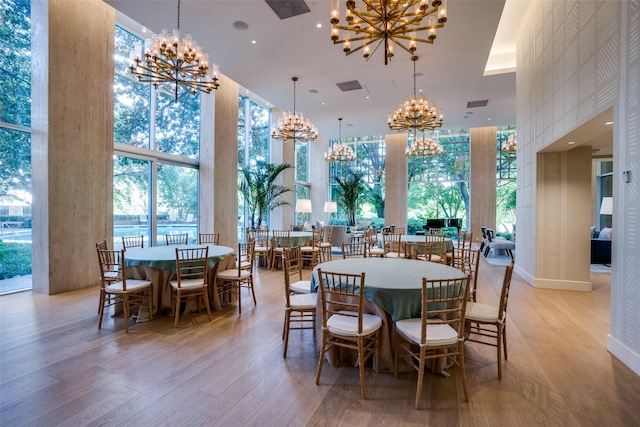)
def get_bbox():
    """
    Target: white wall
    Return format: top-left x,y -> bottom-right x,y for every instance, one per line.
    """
516,0 -> 640,374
